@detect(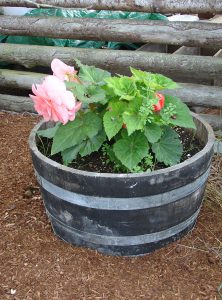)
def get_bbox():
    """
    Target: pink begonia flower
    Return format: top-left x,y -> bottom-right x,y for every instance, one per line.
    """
30,75 -> 81,125
51,58 -> 79,82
